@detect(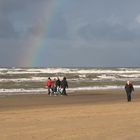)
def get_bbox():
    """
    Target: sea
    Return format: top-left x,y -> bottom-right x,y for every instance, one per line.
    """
0,67 -> 140,95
